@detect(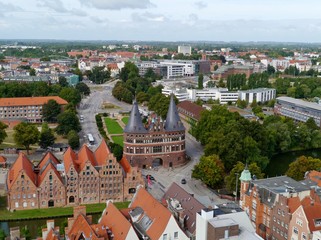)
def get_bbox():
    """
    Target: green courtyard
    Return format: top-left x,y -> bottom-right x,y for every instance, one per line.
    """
111,136 -> 124,147
104,118 -> 123,134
